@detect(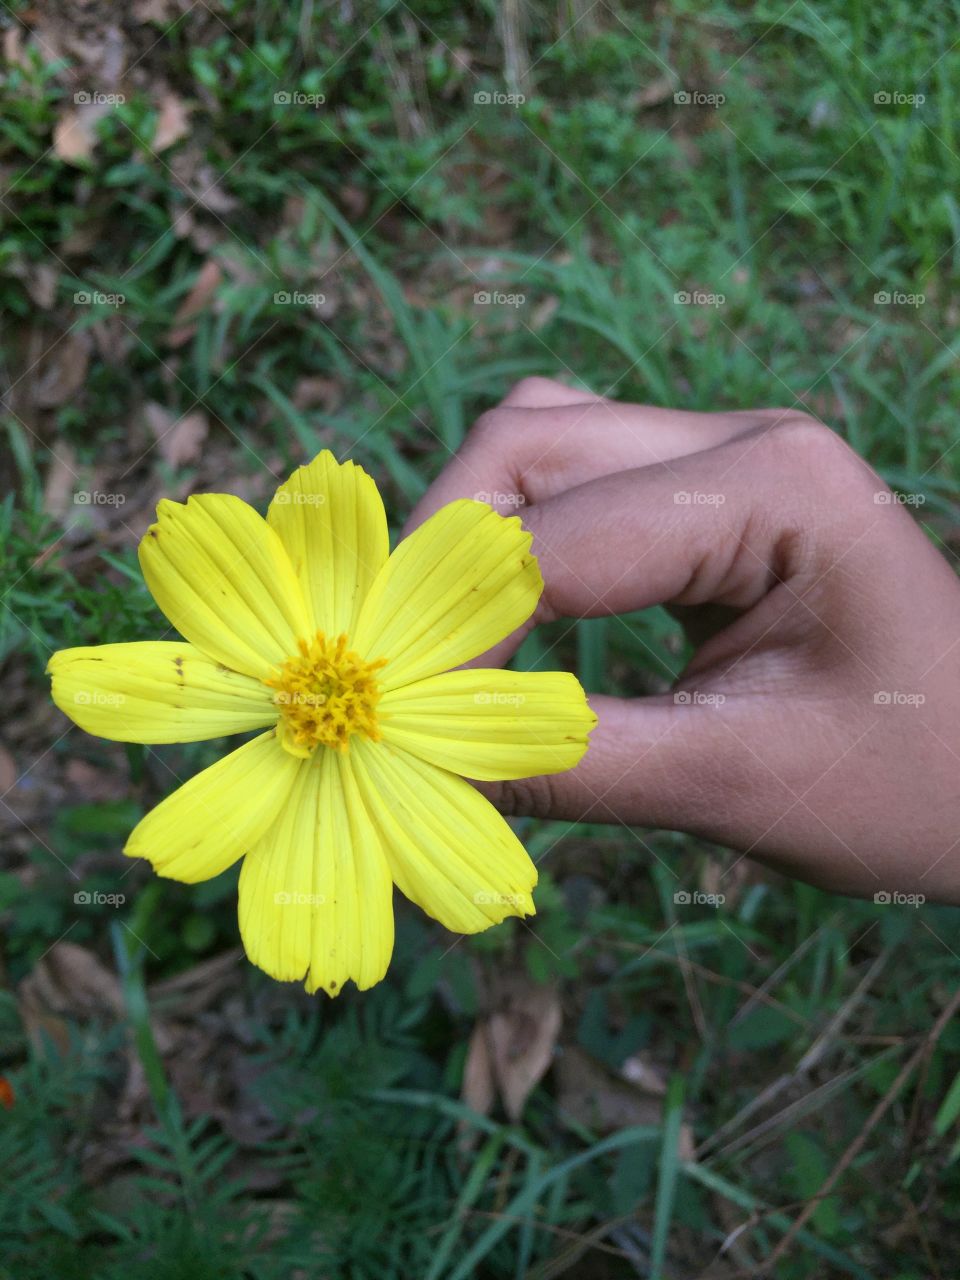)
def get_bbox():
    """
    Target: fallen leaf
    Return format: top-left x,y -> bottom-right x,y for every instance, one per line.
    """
60,216 -> 110,256
144,402 -> 208,467
149,949 -> 243,1018
28,263 -> 58,309
339,185 -> 369,219
32,330 -> 91,407
530,295 -> 559,330
634,74 -> 677,108
620,1051 -> 669,1095
291,376 -> 341,413
701,855 -> 754,908
43,444 -> 78,516
153,92 -> 190,152
0,743 -> 16,794
461,1020 -> 496,1119
18,941 -> 125,1055
557,1045 -> 664,1132
3,26 -> 27,68
22,941 -> 124,1017
134,0 -> 180,19
166,259 -> 221,346
170,149 -> 238,214
53,103 -> 109,165
486,976 -> 561,1121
